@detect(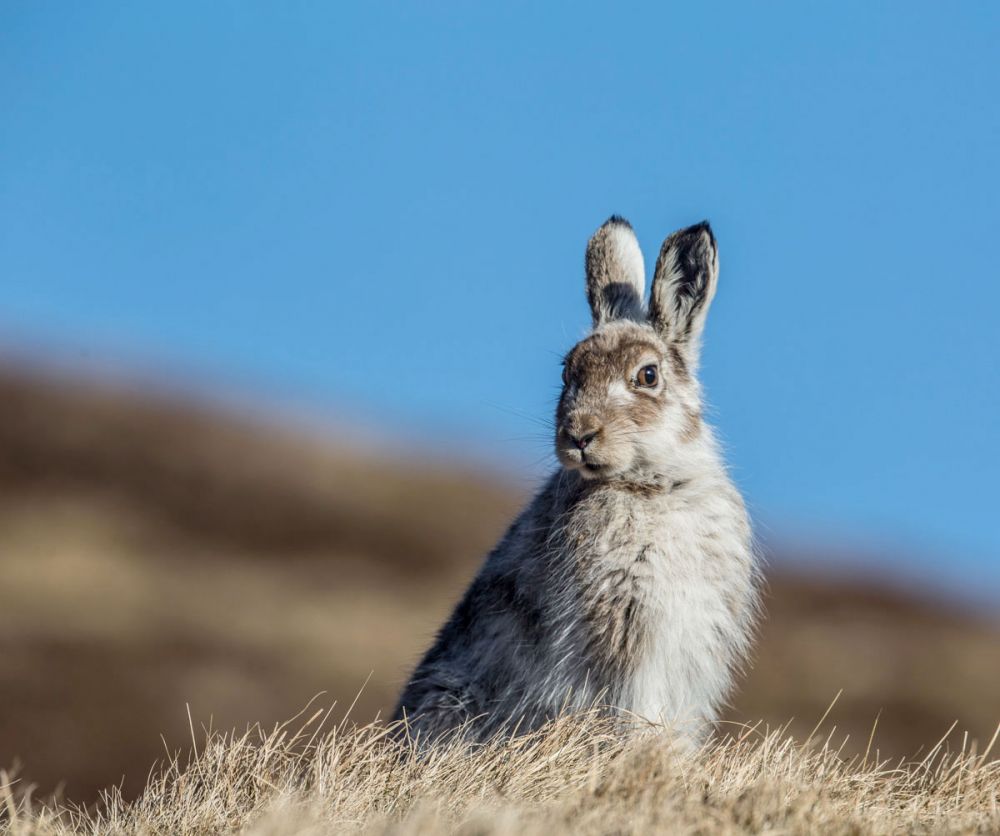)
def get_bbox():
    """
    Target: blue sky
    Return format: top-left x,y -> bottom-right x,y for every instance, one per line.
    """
2,3 -> 998,598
